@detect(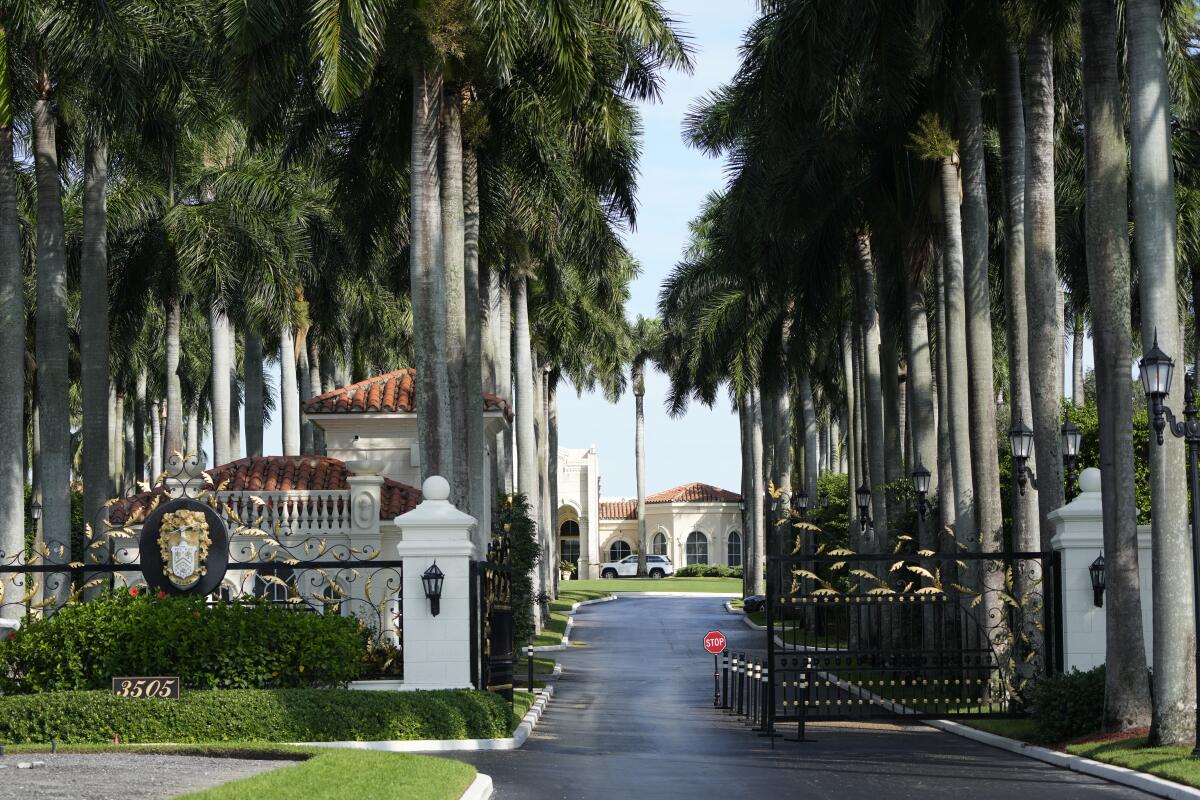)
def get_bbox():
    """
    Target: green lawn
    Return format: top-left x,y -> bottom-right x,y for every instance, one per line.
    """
1067,737 -> 1200,790
956,717 -> 1045,743
0,744 -> 475,800
178,748 -> 476,800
